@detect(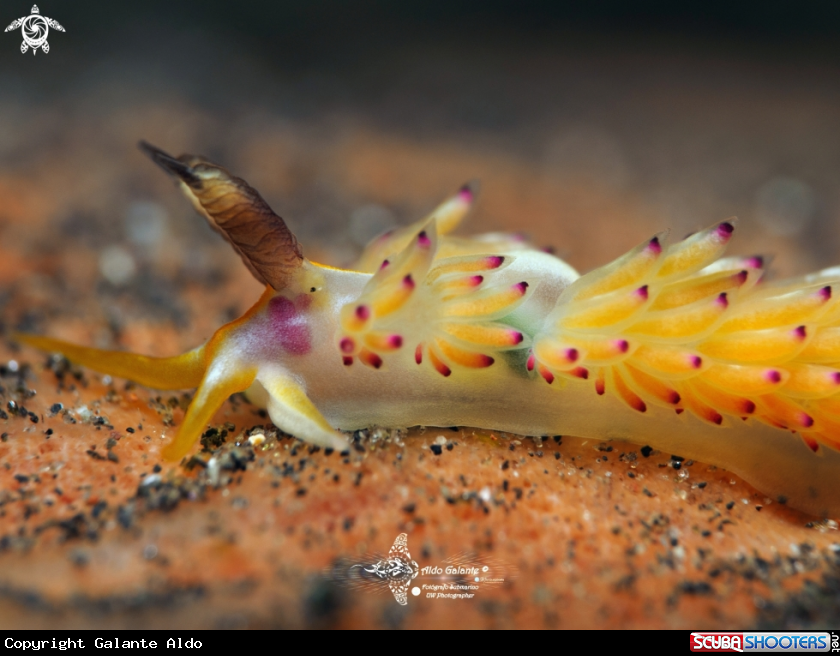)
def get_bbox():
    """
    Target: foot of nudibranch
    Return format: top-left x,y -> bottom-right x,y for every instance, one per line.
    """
257,369 -> 349,451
